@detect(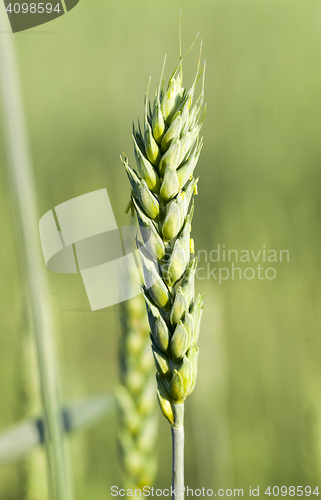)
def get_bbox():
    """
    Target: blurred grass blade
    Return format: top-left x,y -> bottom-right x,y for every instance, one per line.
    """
0,420 -> 40,466
66,395 -> 114,432
0,395 -> 114,466
0,10 -> 73,500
